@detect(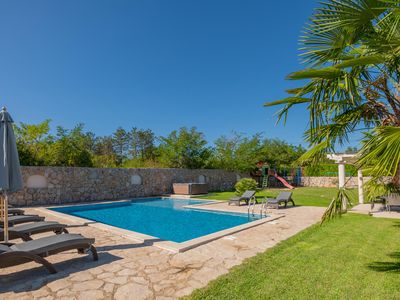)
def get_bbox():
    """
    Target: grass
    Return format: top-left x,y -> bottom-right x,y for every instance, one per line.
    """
196,187 -> 355,207
188,214 -> 400,300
